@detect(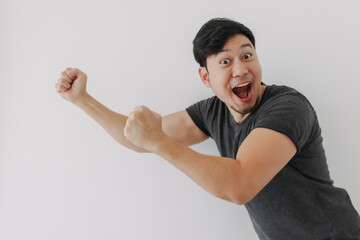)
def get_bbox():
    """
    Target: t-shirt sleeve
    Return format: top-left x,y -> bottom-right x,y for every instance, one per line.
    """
254,93 -> 317,153
186,99 -> 211,137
